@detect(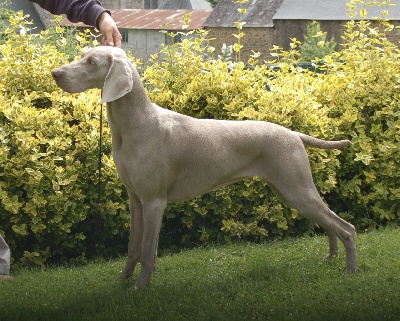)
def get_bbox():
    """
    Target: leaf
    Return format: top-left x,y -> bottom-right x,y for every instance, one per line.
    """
354,153 -> 374,165
360,8 -> 367,18
233,43 -> 243,53
31,223 -> 46,234
2,195 -> 22,214
12,224 -> 27,236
